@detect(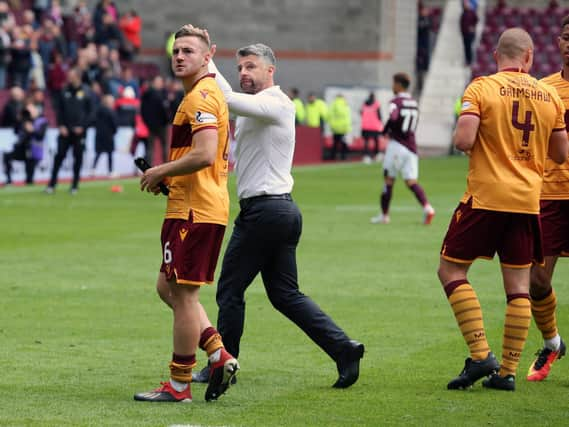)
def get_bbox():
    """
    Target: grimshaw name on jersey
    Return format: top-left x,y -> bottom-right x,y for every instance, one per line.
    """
499,85 -> 552,101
